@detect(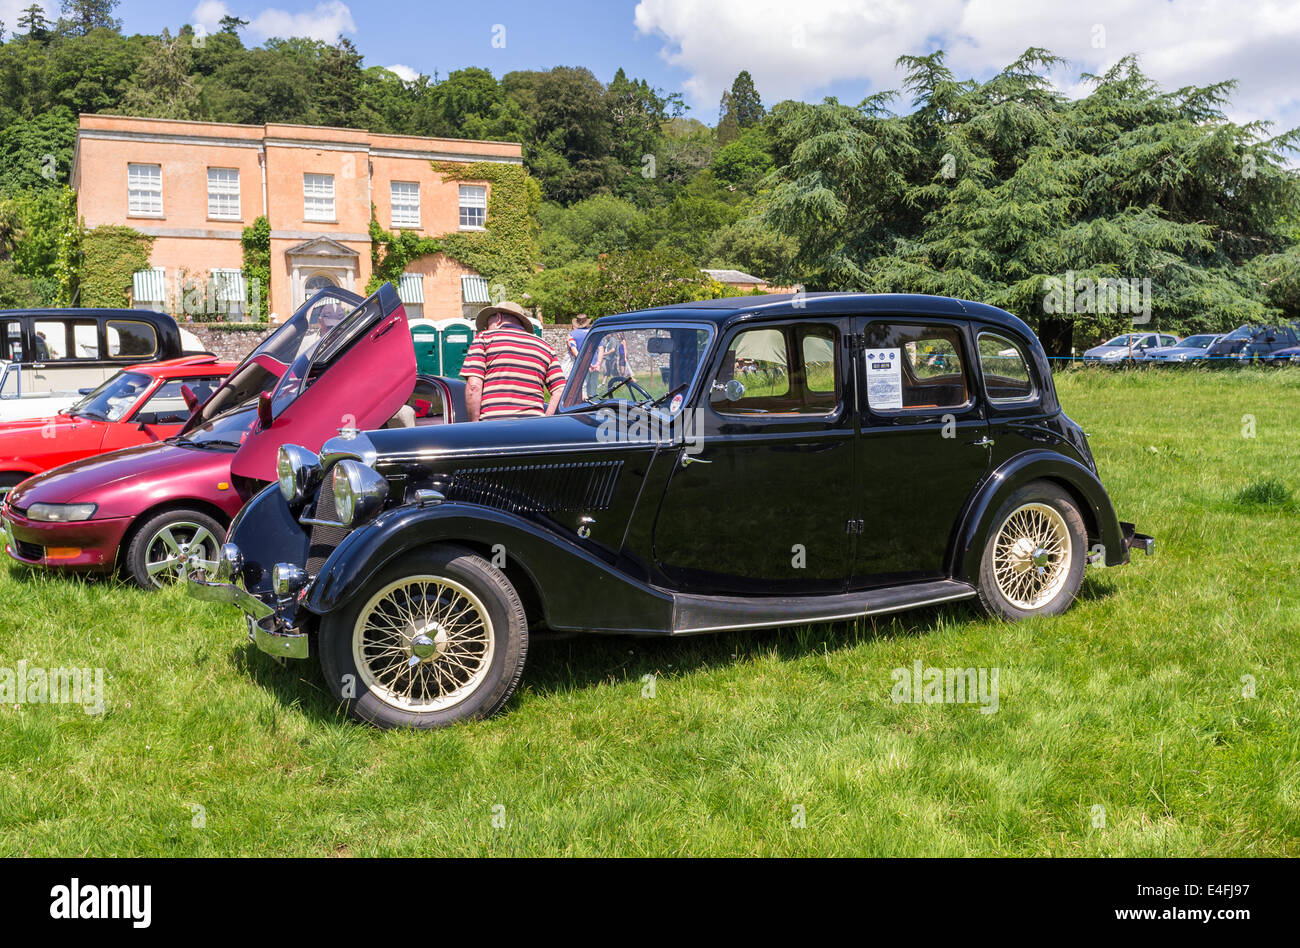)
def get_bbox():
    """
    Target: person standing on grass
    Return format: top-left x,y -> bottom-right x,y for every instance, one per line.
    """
461,301 -> 566,421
